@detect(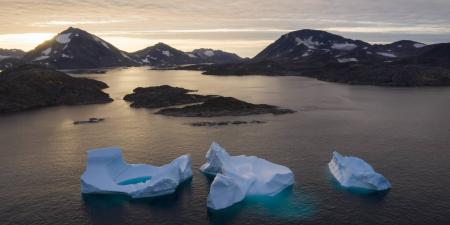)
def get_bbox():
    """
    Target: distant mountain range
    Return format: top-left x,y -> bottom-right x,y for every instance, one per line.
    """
181,29 -> 450,86
1,28 -> 449,86
0,27 -> 243,70
252,29 -> 430,64
0,48 -> 25,60
132,43 -> 242,67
